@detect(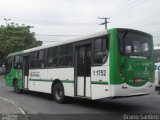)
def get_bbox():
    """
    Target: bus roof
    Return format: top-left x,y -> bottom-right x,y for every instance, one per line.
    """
8,30 -> 108,57
7,28 -> 152,57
